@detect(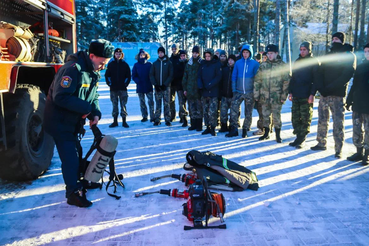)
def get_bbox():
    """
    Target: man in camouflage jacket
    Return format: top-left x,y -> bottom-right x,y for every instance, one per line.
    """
254,44 -> 290,143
